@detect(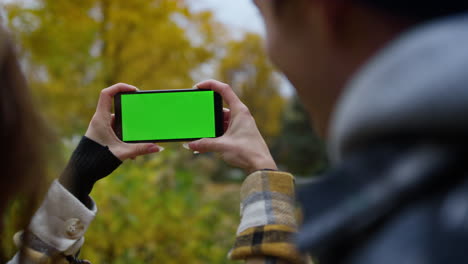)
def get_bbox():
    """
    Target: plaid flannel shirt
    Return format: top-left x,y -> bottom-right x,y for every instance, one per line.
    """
229,170 -> 309,264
